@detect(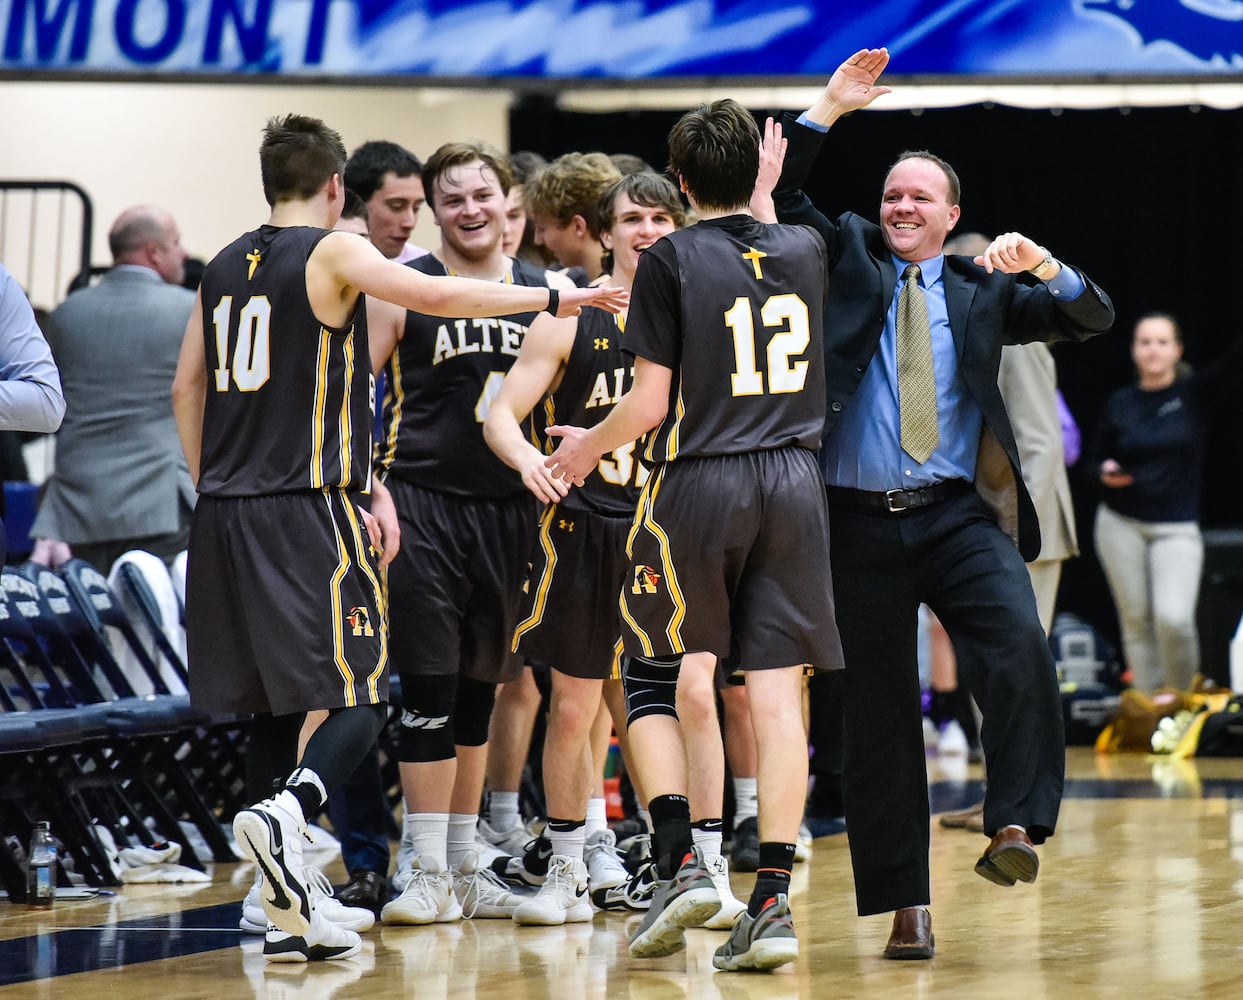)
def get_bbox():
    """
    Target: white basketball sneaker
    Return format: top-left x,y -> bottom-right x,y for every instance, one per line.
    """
585,828 -> 629,904
453,850 -> 521,918
512,856 -> 593,926
701,852 -> 748,930
381,856 -> 462,925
